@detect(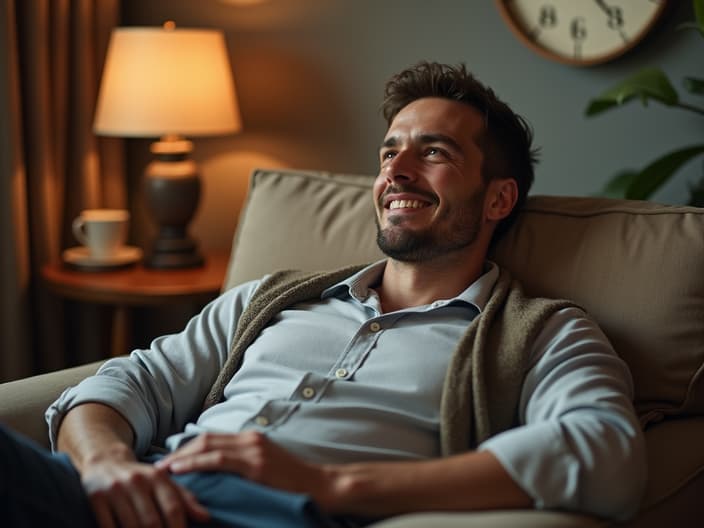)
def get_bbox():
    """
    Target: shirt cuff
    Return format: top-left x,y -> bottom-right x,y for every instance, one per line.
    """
45,373 -> 155,455
479,421 -> 580,511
